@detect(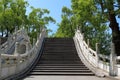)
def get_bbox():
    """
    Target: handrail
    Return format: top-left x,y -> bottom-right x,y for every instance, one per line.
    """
74,30 -> 109,76
0,29 -> 46,80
